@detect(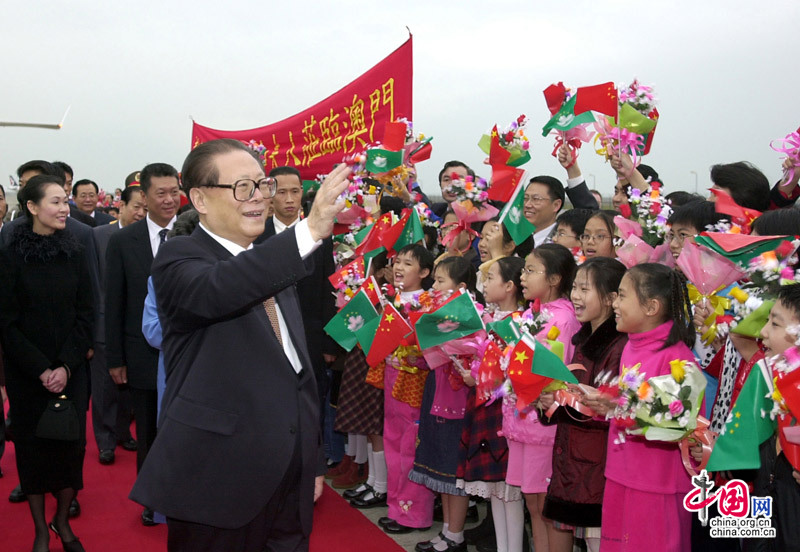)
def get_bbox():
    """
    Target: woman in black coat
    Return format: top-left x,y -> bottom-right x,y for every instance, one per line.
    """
0,174 -> 92,552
